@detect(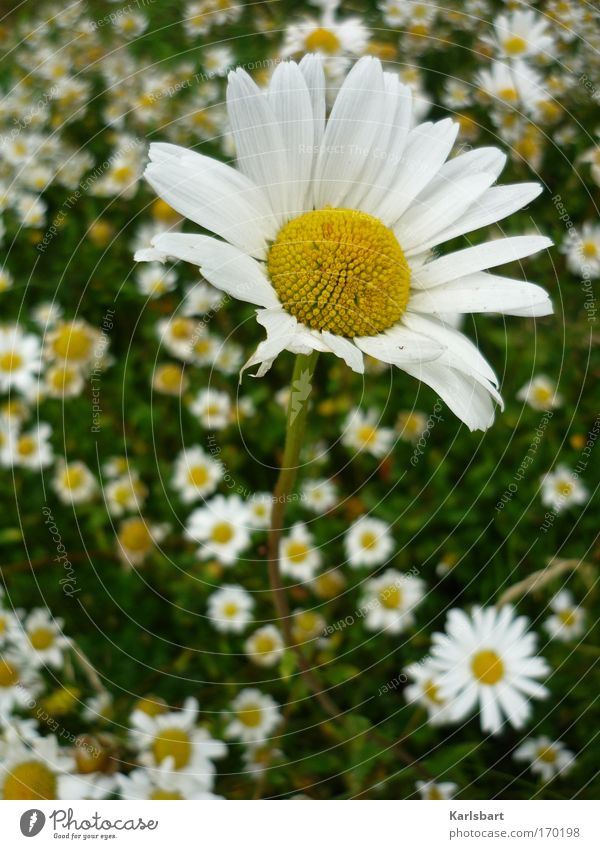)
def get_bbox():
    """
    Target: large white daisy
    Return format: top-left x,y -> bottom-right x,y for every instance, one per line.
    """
137,55 -> 552,431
